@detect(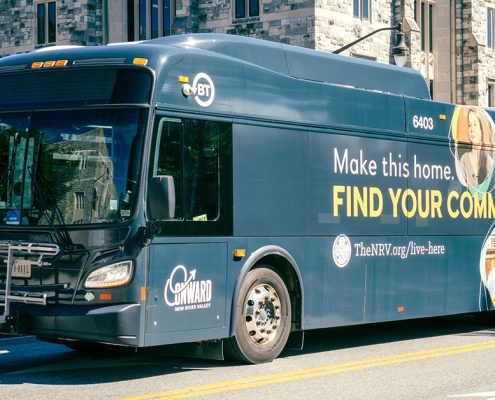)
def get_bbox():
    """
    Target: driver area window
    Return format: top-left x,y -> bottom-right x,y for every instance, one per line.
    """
150,116 -> 232,236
